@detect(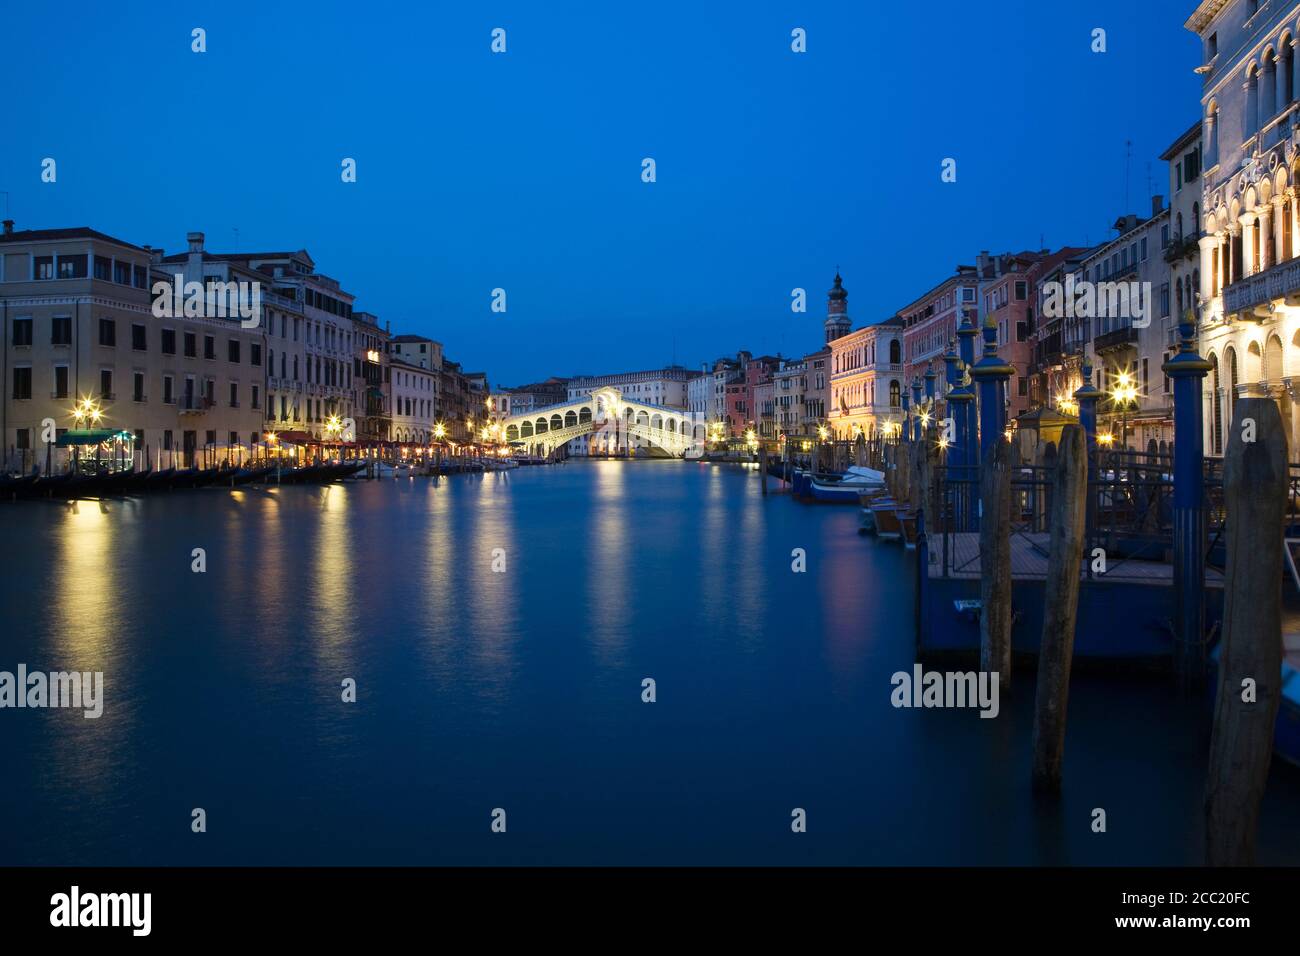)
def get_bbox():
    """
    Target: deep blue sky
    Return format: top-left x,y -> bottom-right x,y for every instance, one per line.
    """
3,1 -> 1202,386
